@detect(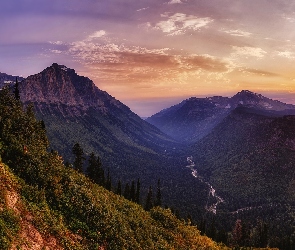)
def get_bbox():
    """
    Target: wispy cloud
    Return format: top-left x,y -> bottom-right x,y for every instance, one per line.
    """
222,29 -> 252,37
88,30 -> 106,39
282,13 -> 295,23
154,13 -> 213,36
136,7 -> 149,12
241,68 -> 279,77
231,46 -> 267,59
277,50 -> 295,59
167,0 -> 183,4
